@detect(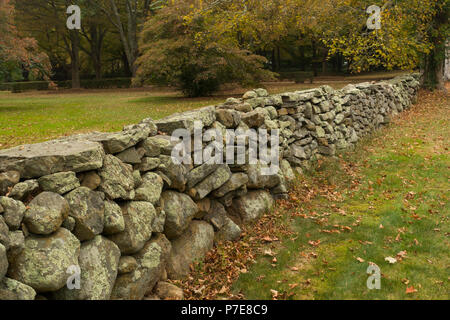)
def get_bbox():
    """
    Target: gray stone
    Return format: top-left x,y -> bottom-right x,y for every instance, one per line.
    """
137,157 -> 160,172
186,161 -> 221,189
155,281 -> 184,300
5,231 -> 25,261
188,165 -> 232,200
0,171 -> 20,196
8,228 -> 80,292
89,121 -> 156,154
243,90 -> 258,99
0,140 -> 104,179
152,207 -> 166,233
103,200 -> 125,235
135,172 -> 163,204
167,221 -> 214,279
115,147 -> 142,164
0,217 -> 8,248
280,159 -> 295,181
132,170 -> 143,187
98,155 -> 135,200
80,171 -> 101,190
108,201 -> 156,254
216,109 -> 241,128
0,197 -> 26,230
118,256 -> 138,275
0,244 -> 7,281
65,187 -> 105,241
24,192 -> 69,235
228,190 -> 274,224
142,135 -> 176,157
241,110 -> 266,128
111,234 -> 171,300
156,106 -> 216,134
0,277 -> 36,300
161,191 -> 198,240
38,172 -> 80,195
158,155 -> 188,192
214,216 -> 242,243
203,201 -> 227,231
62,216 -> 76,232
9,179 -> 39,201
246,163 -> 281,189
212,173 -> 248,198
53,236 -> 120,300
